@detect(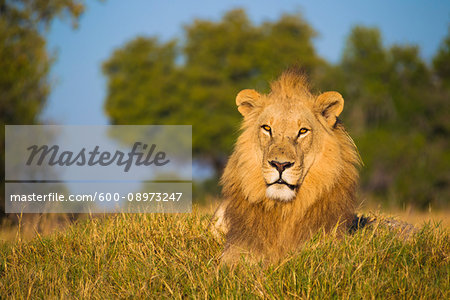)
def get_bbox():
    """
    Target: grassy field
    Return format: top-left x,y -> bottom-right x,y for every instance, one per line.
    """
0,209 -> 448,298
